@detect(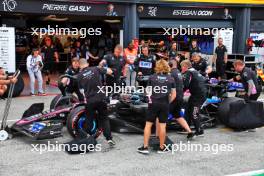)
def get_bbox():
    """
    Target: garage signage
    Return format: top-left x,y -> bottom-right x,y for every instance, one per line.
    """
0,0 -> 125,16
138,5 -> 236,19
